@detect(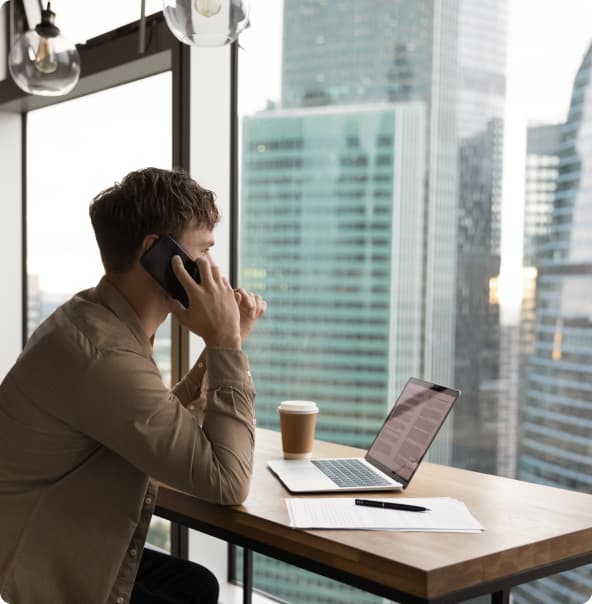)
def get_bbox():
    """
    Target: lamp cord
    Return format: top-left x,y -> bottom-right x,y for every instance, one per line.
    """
138,0 -> 146,54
